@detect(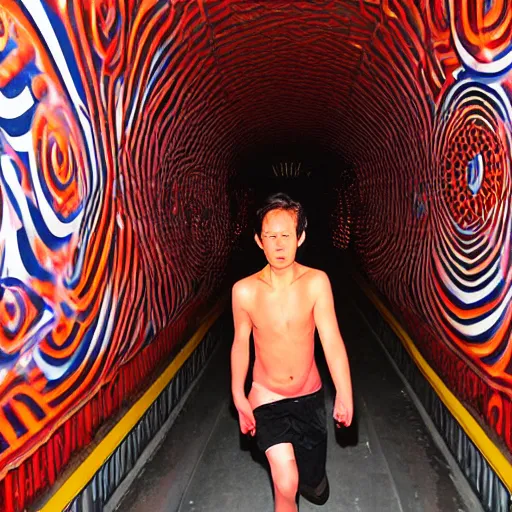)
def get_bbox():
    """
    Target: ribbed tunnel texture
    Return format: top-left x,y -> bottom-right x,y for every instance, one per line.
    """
0,1 -> 511,510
